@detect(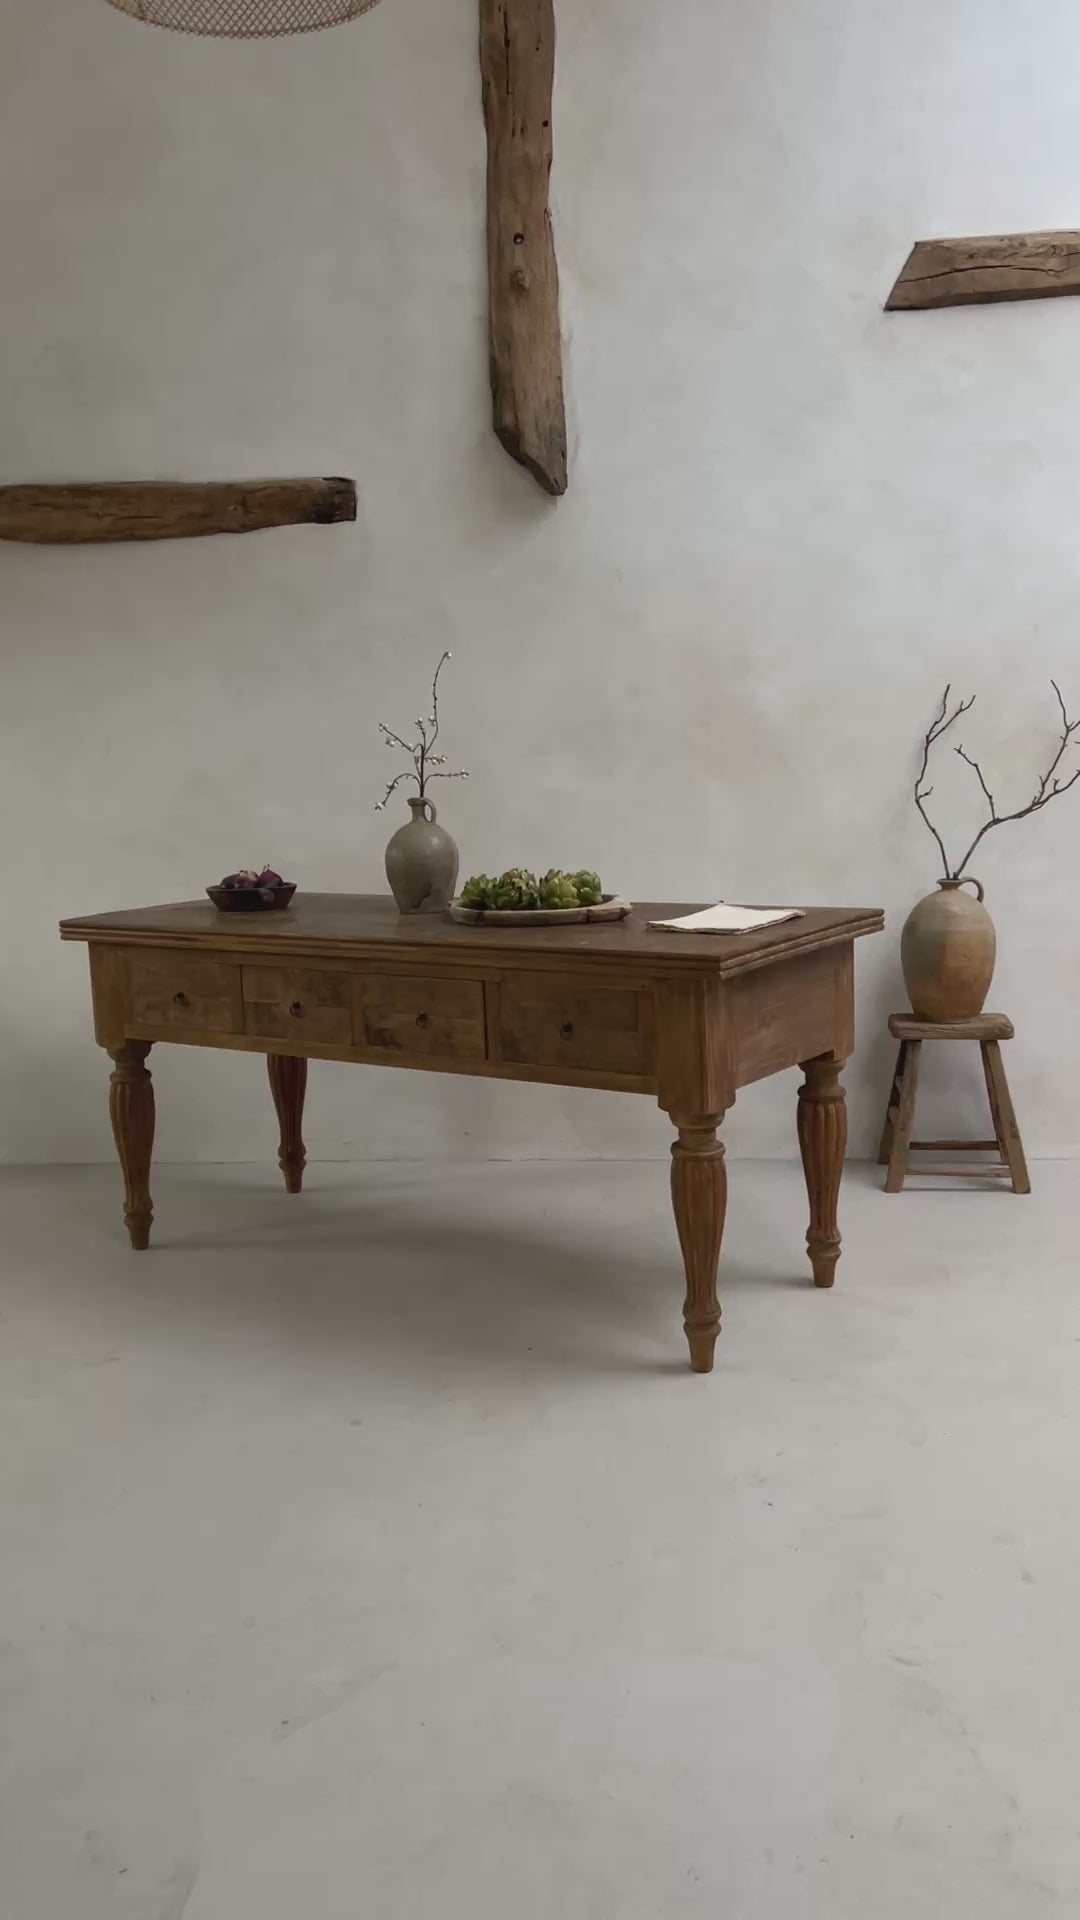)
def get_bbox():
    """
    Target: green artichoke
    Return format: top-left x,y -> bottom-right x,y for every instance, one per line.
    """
539,868 -> 580,910
493,867 -> 541,910
461,873 -> 497,910
570,870 -> 604,907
